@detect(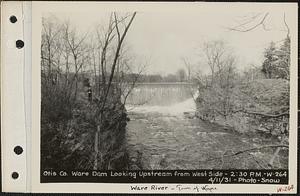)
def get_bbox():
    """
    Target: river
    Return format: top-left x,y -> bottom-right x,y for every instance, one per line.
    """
125,83 -> 287,170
